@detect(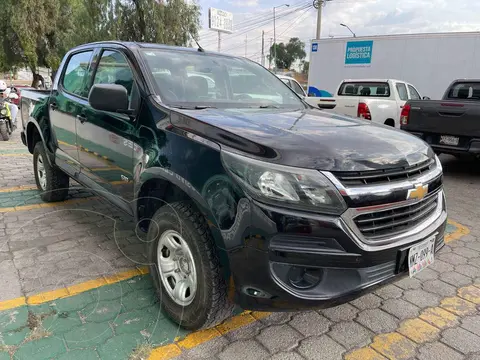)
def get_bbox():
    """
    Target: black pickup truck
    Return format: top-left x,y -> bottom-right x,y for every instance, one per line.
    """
20,41 -> 447,330
401,79 -> 480,157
